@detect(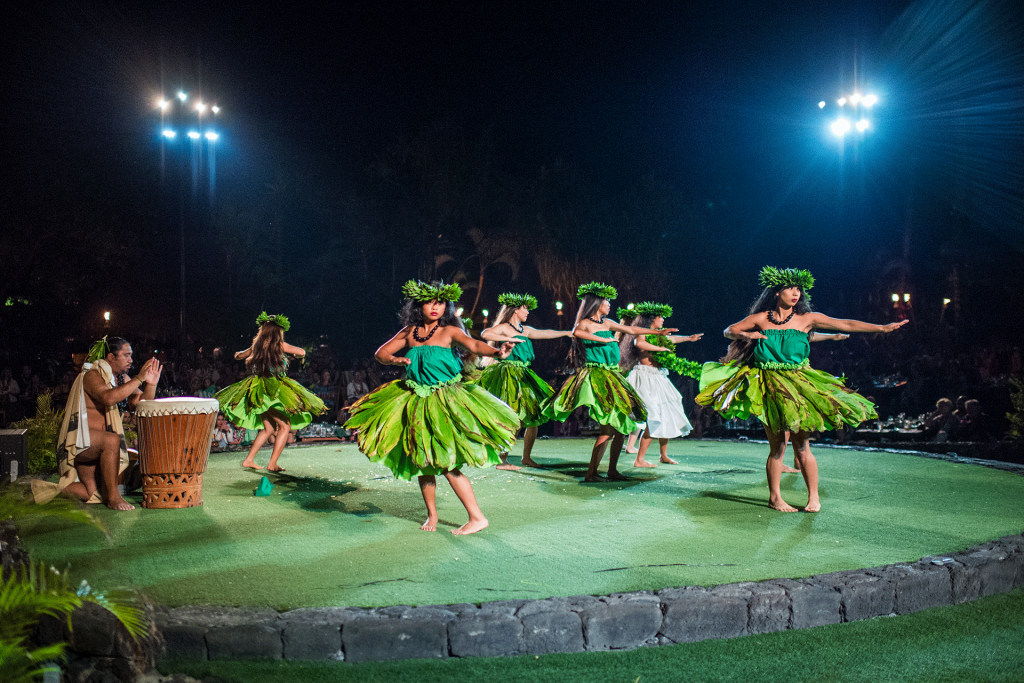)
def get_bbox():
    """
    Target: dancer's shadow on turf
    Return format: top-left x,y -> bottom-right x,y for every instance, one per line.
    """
228,473 -> 383,516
